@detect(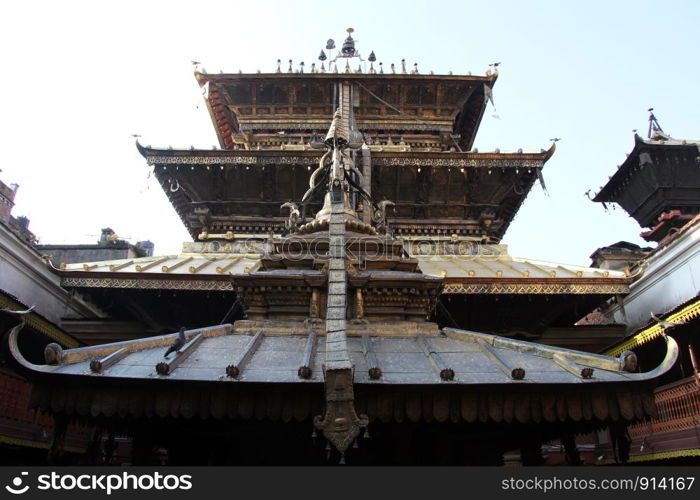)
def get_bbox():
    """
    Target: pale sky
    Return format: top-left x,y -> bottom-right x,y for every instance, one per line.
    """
1,0 -> 698,265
